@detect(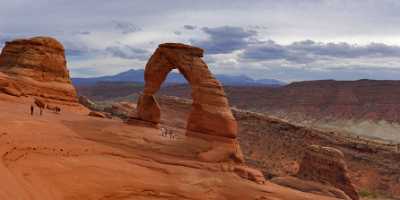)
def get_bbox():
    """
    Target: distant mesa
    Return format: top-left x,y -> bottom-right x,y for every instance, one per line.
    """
0,36 -> 80,105
72,69 -> 286,86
